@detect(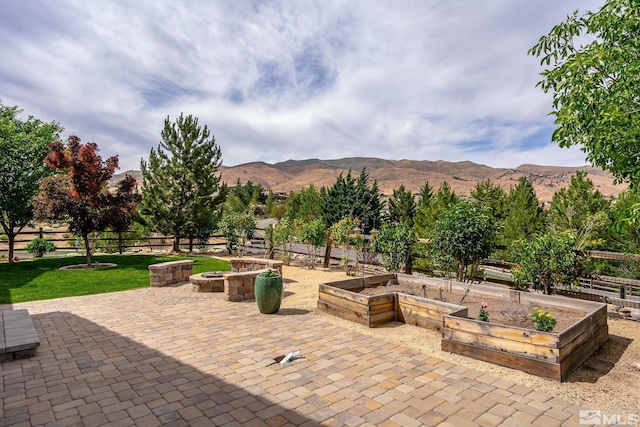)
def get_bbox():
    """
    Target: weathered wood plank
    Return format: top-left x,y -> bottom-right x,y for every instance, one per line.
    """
369,311 -> 396,327
442,329 -> 559,361
559,305 -> 607,347
442,316 -> 559,347
559,314 -> 608,358
320,278 -> 364,290
317,301 -> 369,326
363,274 -> 395,288
319,284 -> 370,305
318,292 -> 368,315
441,340 -> 562,381
520,292 -> 603,312
397,293 -> 468,312
369,302 -> 395,315
560,325 -> 609,381
402,314 -> 442,331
